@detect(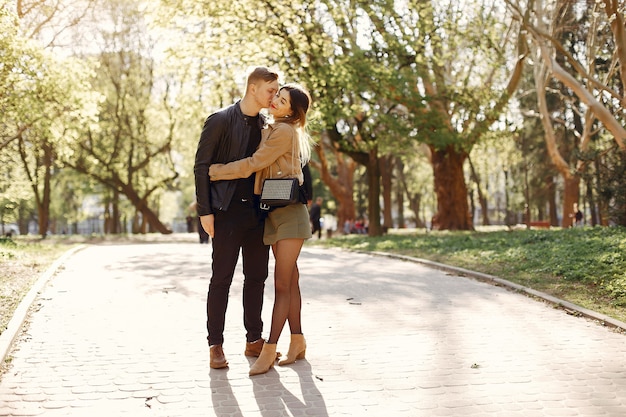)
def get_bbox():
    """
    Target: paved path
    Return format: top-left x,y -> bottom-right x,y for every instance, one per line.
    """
1,240 -> 626,416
